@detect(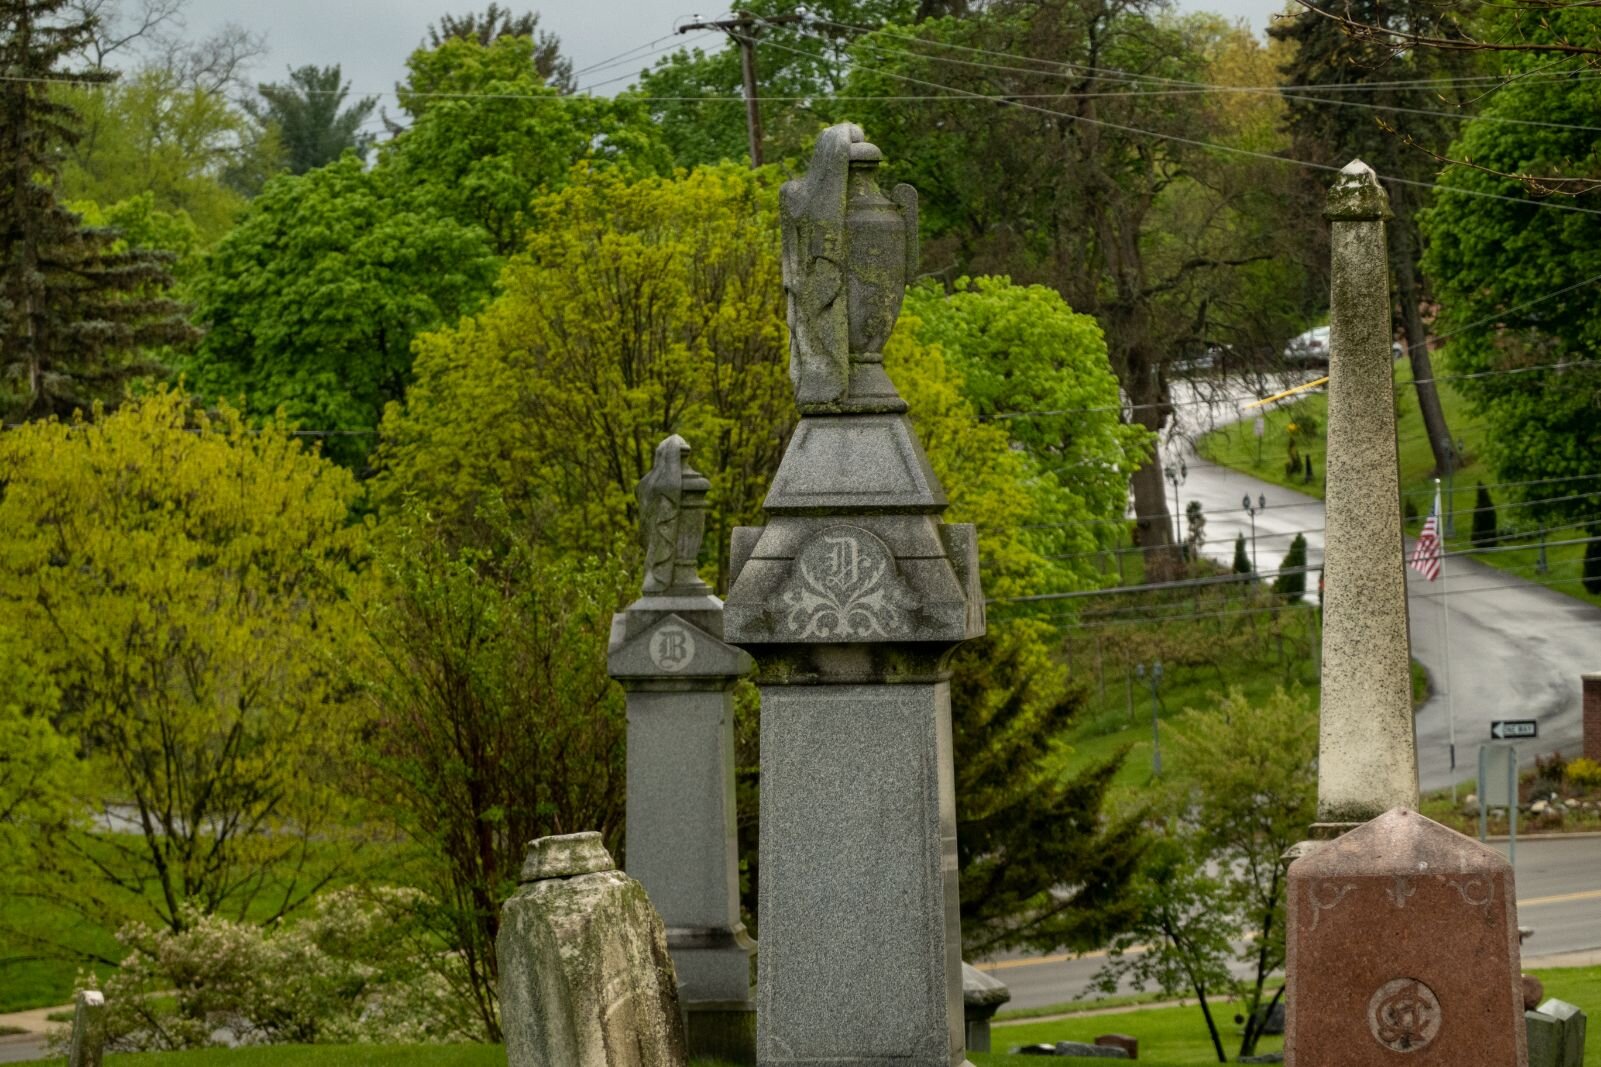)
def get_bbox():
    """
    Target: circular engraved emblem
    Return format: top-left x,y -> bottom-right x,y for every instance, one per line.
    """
1367,978 -> 1442,1053
649,623 -> 696,672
